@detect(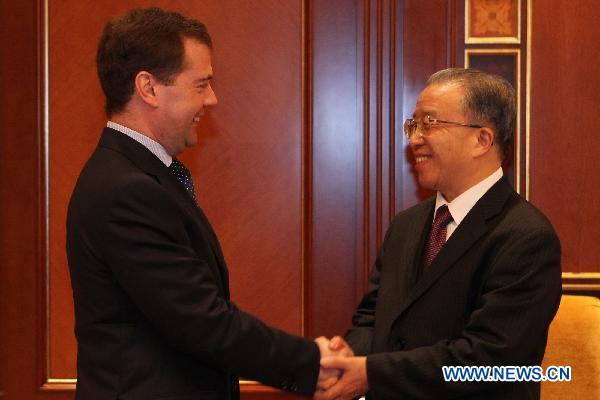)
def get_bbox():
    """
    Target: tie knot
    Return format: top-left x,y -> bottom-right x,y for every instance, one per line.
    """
169,157 -> 197,203
433,204 -> 453,229
169,157 -> 184,172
